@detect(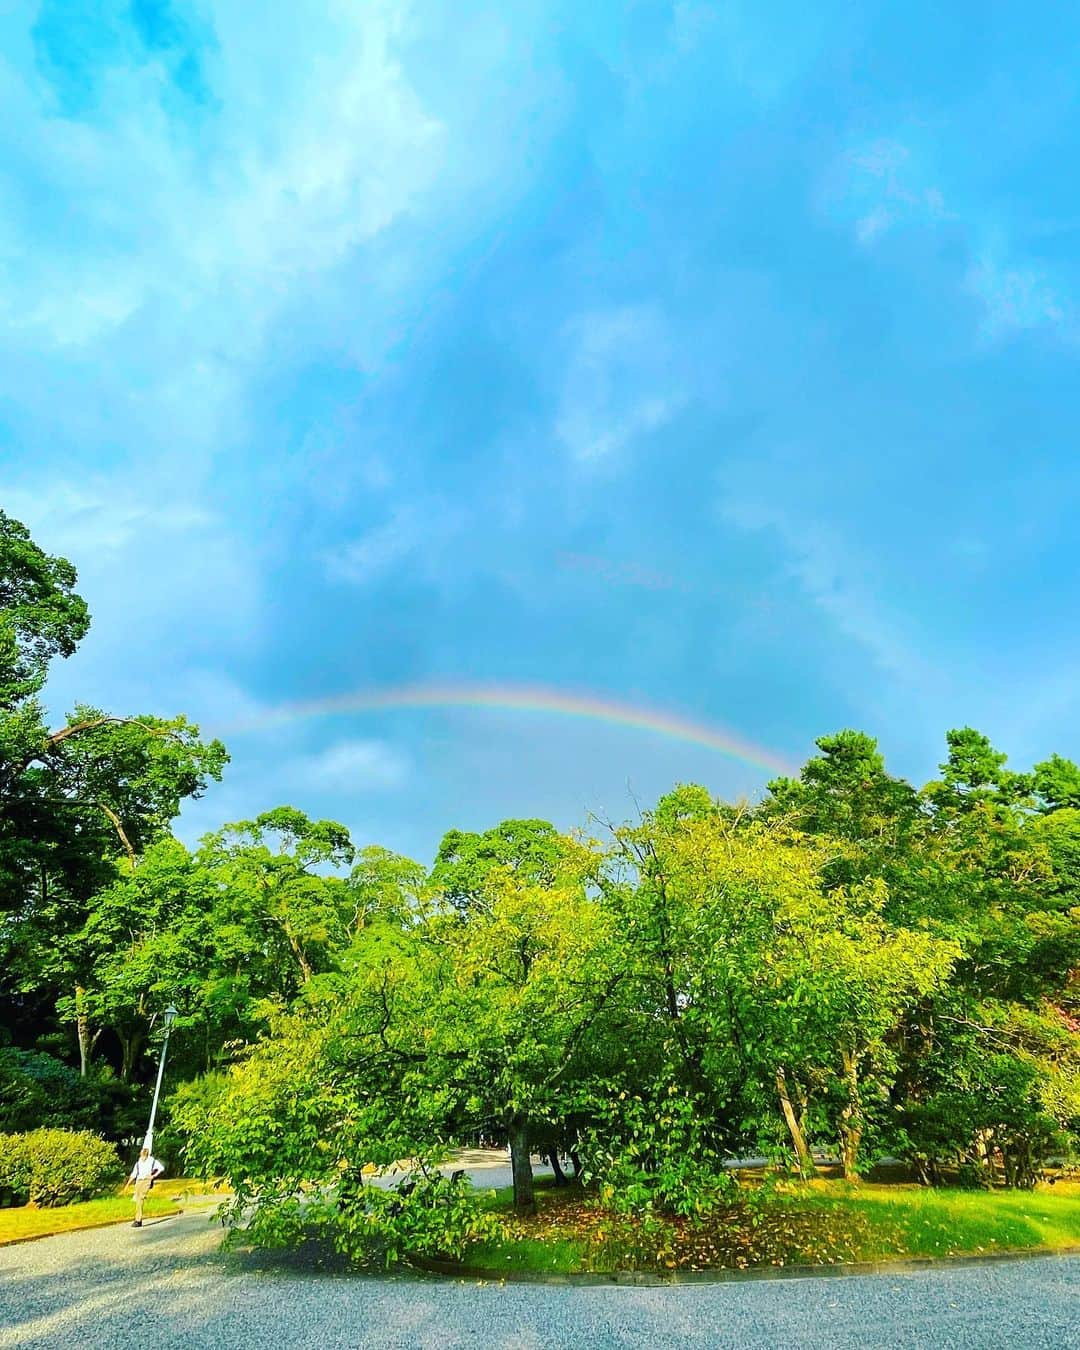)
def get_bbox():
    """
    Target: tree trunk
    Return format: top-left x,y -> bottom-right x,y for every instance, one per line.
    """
975,1130 -> 995,1184
776,1068 -> 818,1176
1017,1138 -> 1035,1190
838,1049 -> 863,1180
547,1151 -> 568,1185
75,986 -> 96,1077
508,1117 -> 536,1214
284,928 -> 313,983
119,1031 -> 143,1082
